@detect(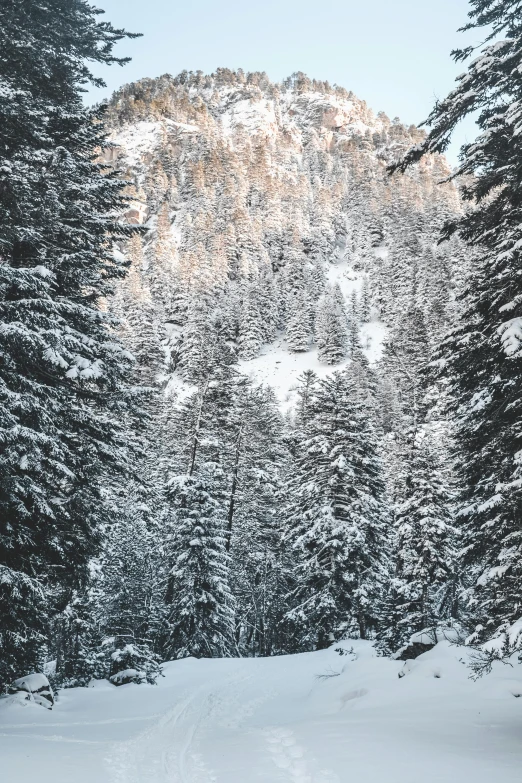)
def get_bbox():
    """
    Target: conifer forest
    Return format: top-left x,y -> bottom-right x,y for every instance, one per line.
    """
1,2 -> 522,782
